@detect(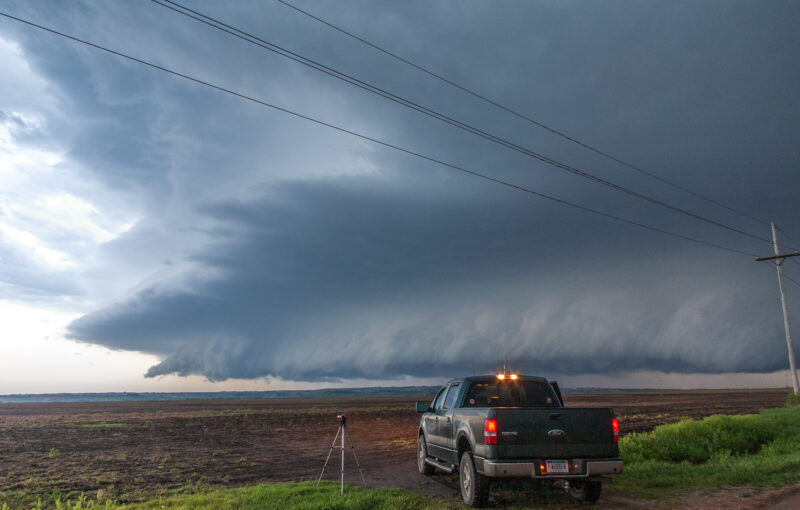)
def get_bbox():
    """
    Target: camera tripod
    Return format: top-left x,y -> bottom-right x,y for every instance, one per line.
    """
317,414 -> 366,495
